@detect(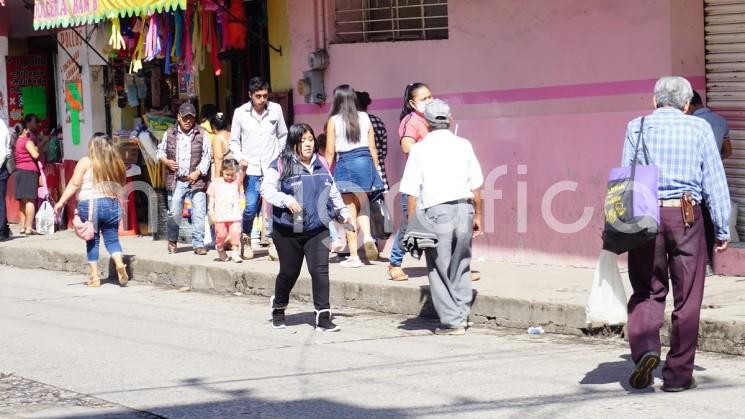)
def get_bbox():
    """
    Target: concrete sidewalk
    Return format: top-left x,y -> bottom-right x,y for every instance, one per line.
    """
1,229 -> 744,355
